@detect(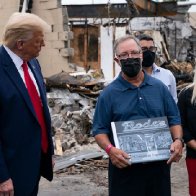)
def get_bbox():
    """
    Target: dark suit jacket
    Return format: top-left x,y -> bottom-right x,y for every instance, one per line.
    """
0,46 -> 54,196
